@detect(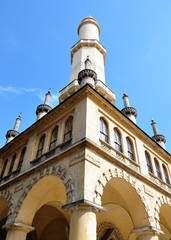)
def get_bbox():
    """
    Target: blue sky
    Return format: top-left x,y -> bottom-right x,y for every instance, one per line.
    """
0,0 -> 171,152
